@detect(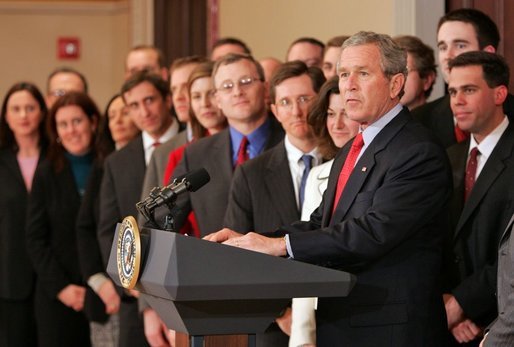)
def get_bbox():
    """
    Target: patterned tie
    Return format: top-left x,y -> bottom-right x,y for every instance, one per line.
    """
235,136 -> 249,167
464,147 -> 479,201
299,154 -> 313,210
454,126 -> 470,143
332,133 -> 364,213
